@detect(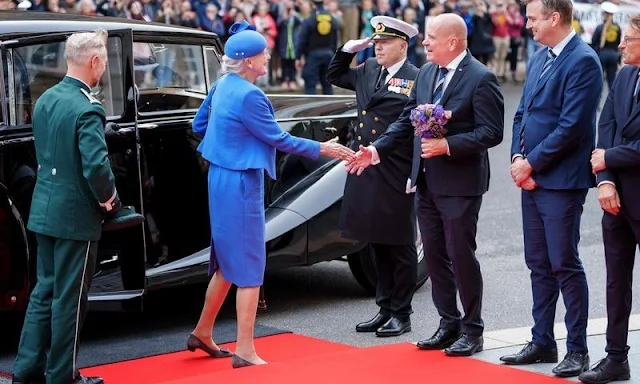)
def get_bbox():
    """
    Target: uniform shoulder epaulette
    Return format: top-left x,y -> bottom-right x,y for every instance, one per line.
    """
79,88 -> 102,105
